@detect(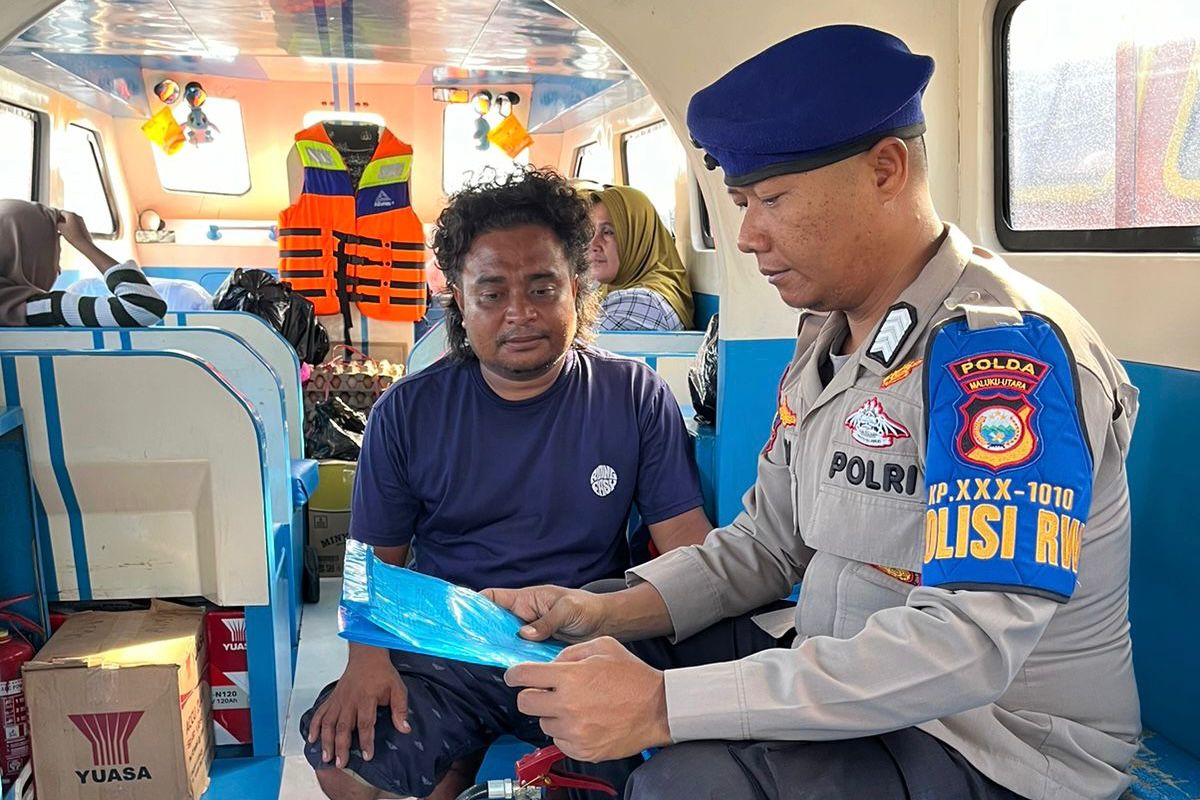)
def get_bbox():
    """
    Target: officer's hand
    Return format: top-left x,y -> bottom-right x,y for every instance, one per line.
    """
307,645 -> 408,767
506,637 -> 672,762
483,585 -> 607,644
